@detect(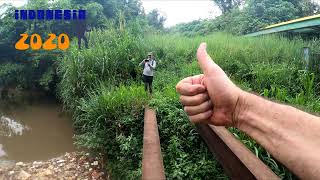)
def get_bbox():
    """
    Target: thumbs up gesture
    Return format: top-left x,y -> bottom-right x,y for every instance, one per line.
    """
176,43 -> 245,127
